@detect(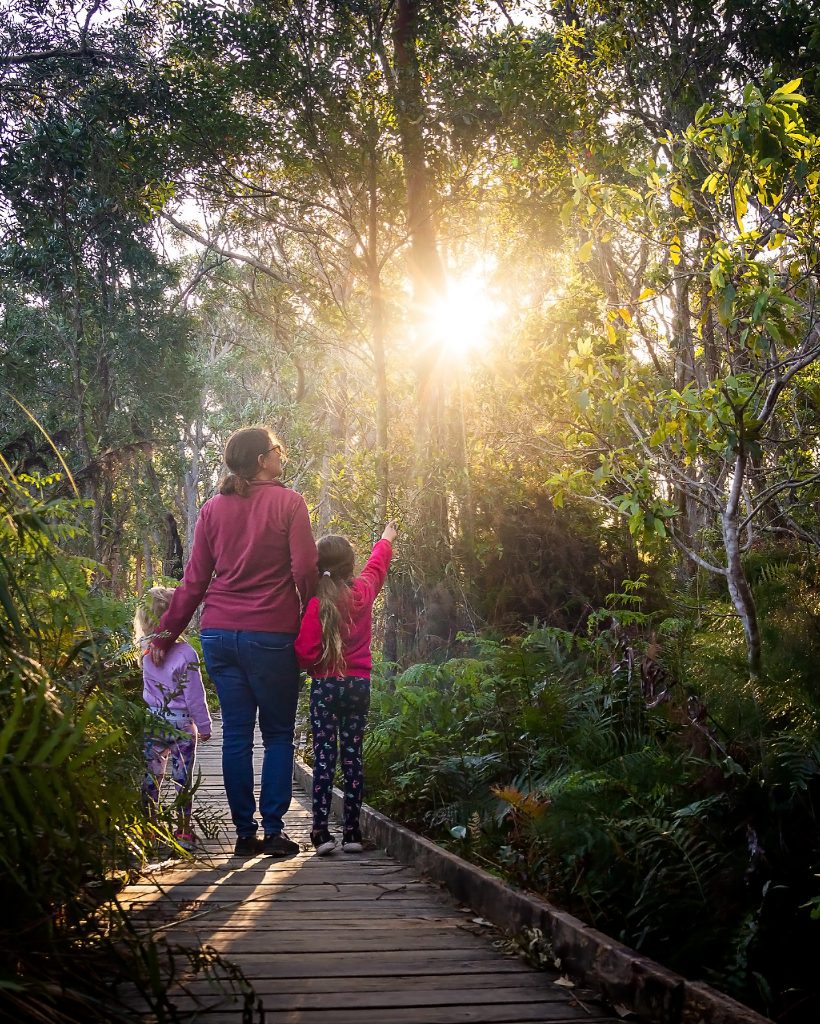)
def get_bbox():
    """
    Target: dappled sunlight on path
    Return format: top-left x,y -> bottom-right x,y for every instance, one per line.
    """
123,719 -> 620,1023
